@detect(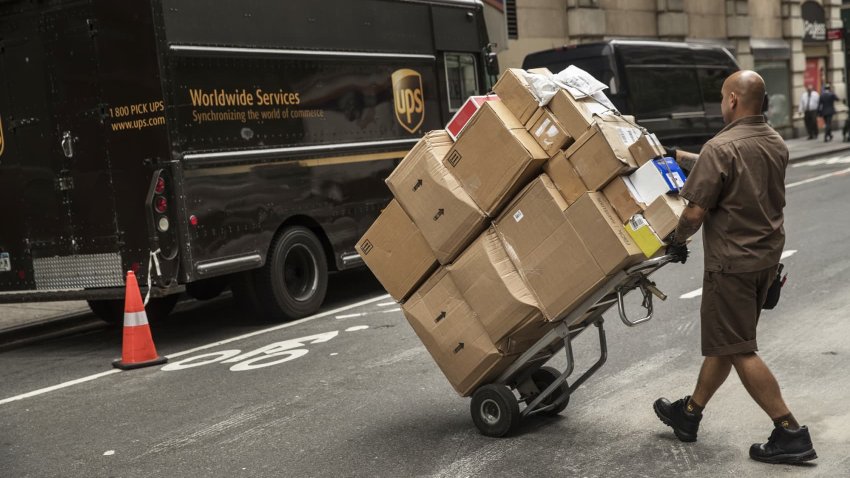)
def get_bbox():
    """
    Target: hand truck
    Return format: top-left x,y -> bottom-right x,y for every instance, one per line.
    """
469,255 -> 675,437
